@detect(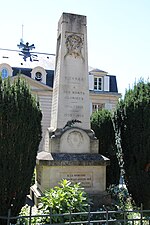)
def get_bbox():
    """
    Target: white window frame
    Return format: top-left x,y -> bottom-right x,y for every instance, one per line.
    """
0,63 -> 13,78
94,77 -> 103,91
92,103 -> 104,112
31,66 -> 47,84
